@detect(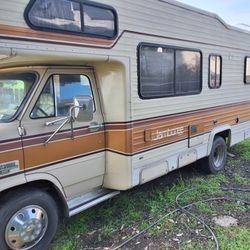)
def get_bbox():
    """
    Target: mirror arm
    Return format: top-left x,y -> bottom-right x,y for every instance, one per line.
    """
44,104 -> 84,145
44,118 -> 69,145
45,117 -> 68,126
69,105 -> 84,140
69,106 -> 77,140
70,116 -> 74,140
